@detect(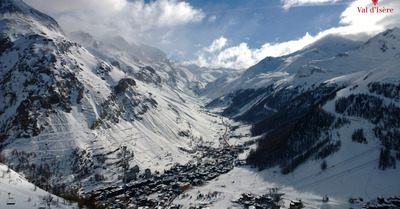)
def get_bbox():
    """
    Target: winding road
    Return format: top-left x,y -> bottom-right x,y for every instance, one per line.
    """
220,117 -> 230,148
